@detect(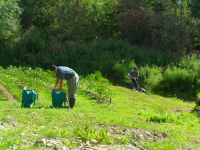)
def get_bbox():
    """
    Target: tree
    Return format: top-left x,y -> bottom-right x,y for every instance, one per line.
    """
187,0 -> 200,18
19,0 -> 56,32
0,0 -> 22,42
